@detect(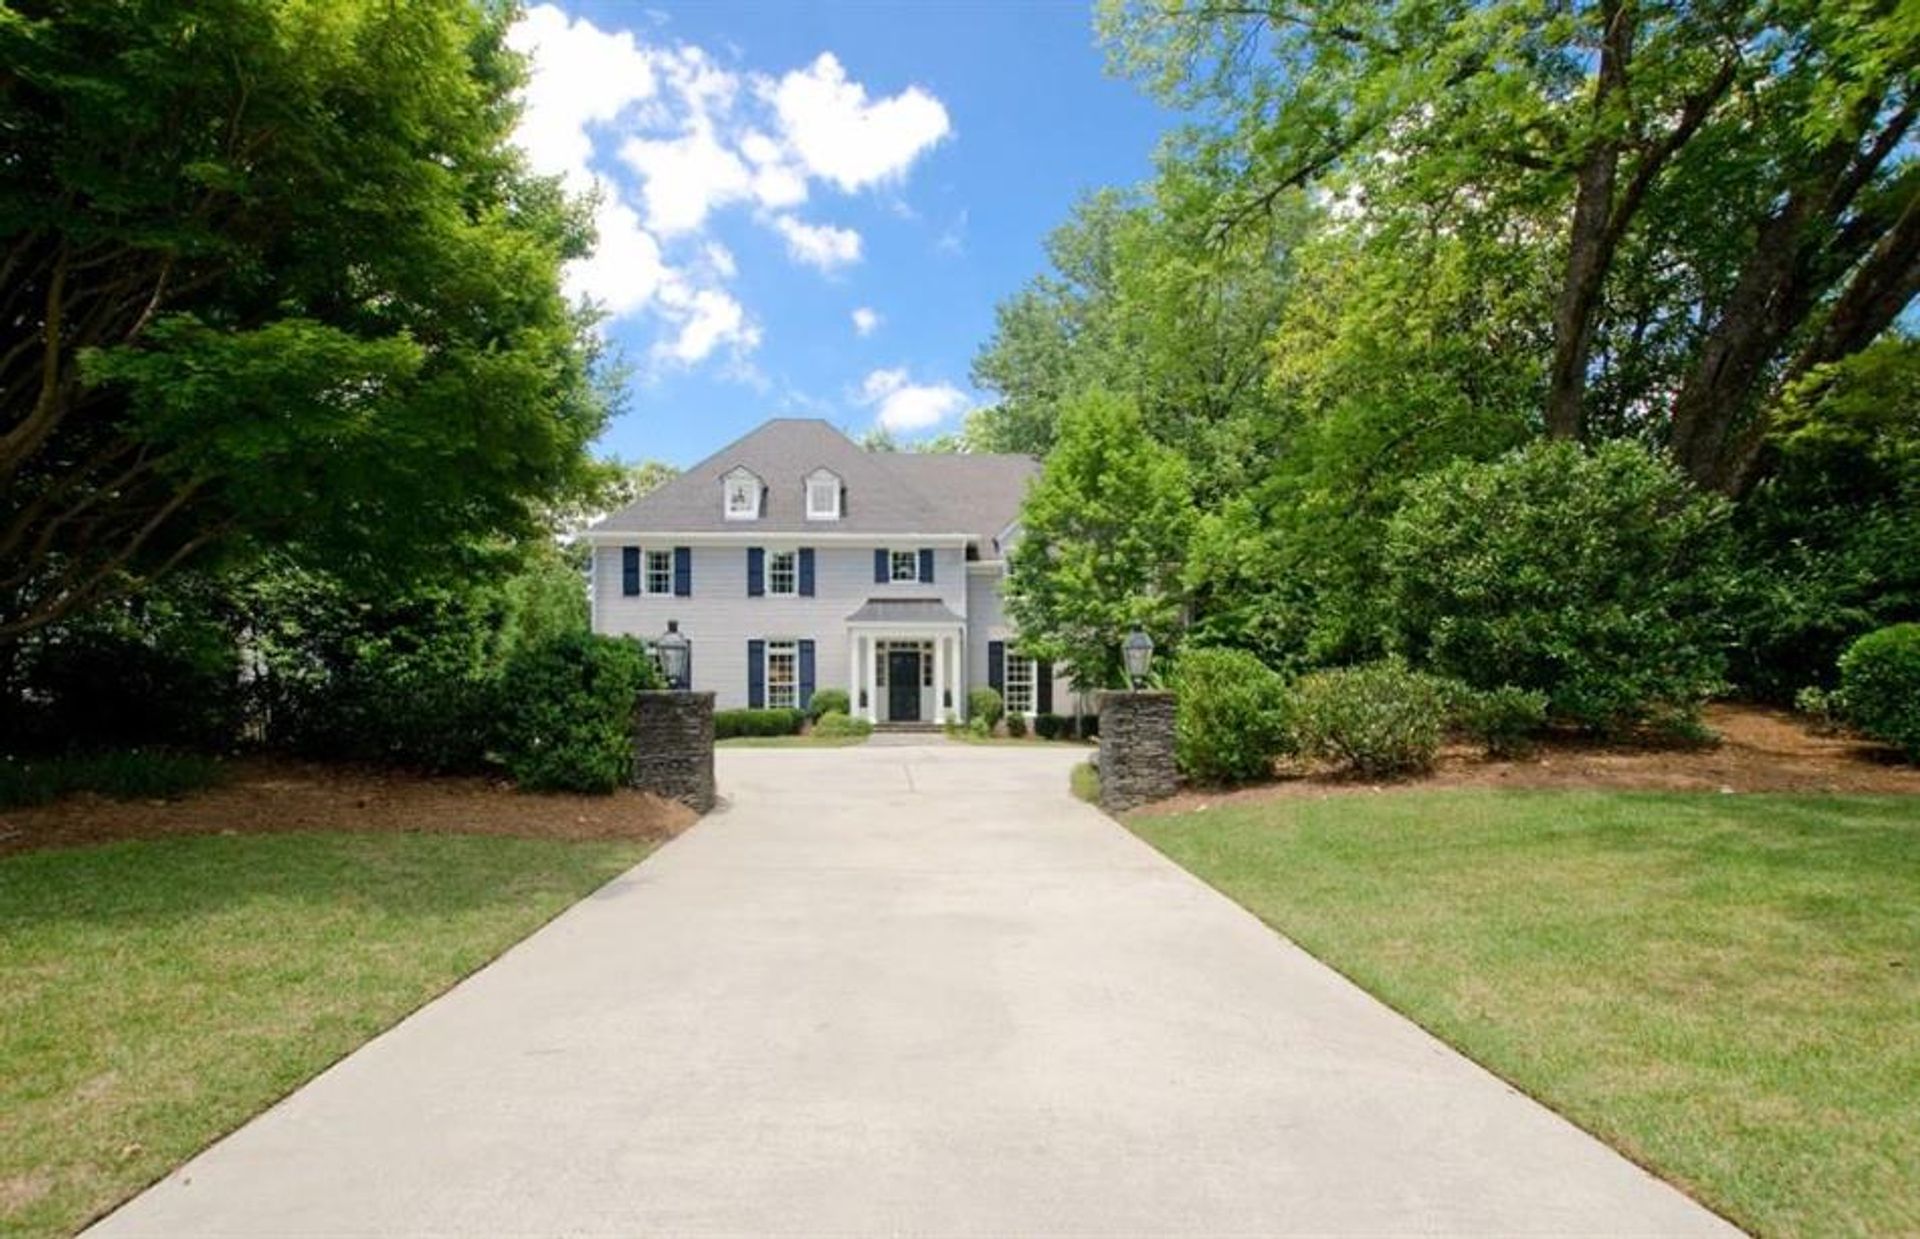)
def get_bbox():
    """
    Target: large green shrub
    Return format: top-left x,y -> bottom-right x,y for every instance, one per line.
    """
1172,647 -> 1291,784
1034,713 -> 1069,740
714,708 -> 806,739
1386,440 -> 1731,733
807,688 -> 850,721
968,687 -> 1004,729
1288,661 -> 1452,777
1838,624 -> 1920,760
496,633 -> 657,793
